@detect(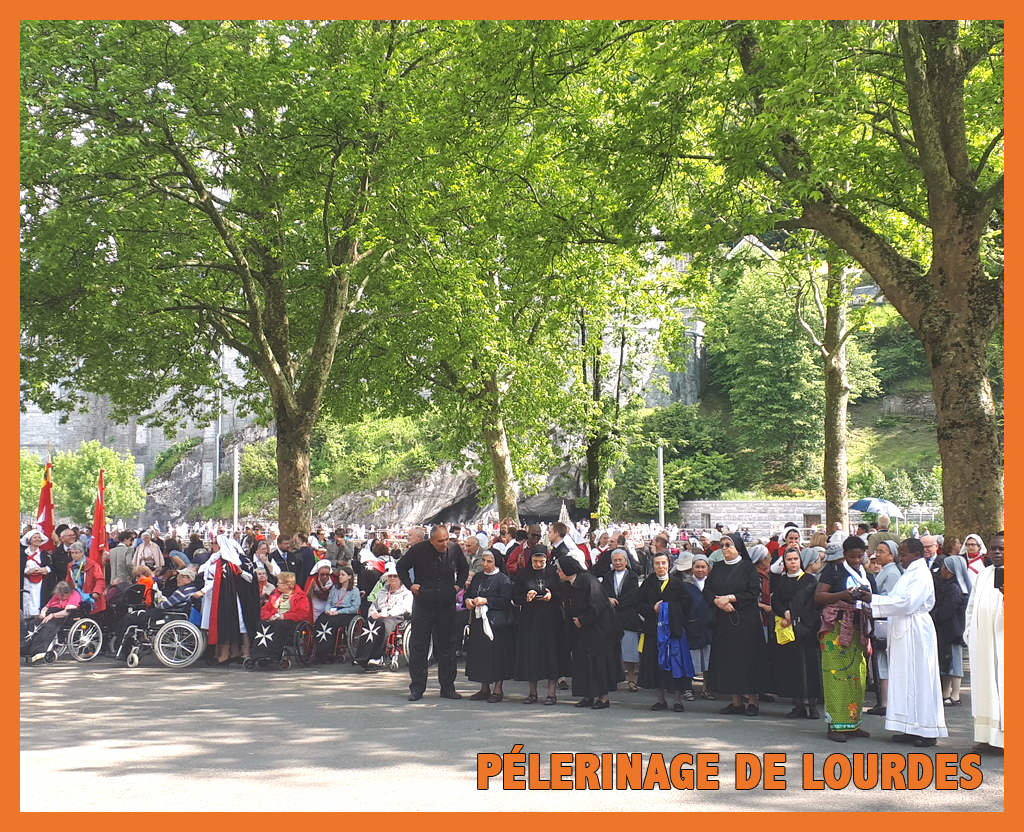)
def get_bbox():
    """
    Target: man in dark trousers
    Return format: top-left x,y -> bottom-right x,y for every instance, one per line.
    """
397,525 -> 468,701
